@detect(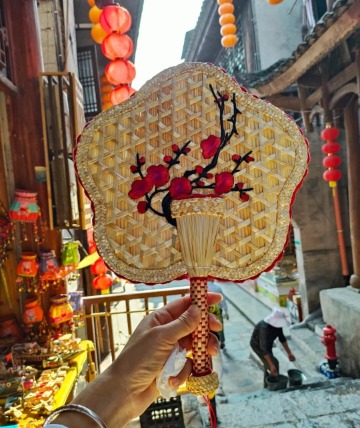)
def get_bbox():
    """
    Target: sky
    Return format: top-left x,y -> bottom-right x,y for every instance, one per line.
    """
132,0 -> 204,90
